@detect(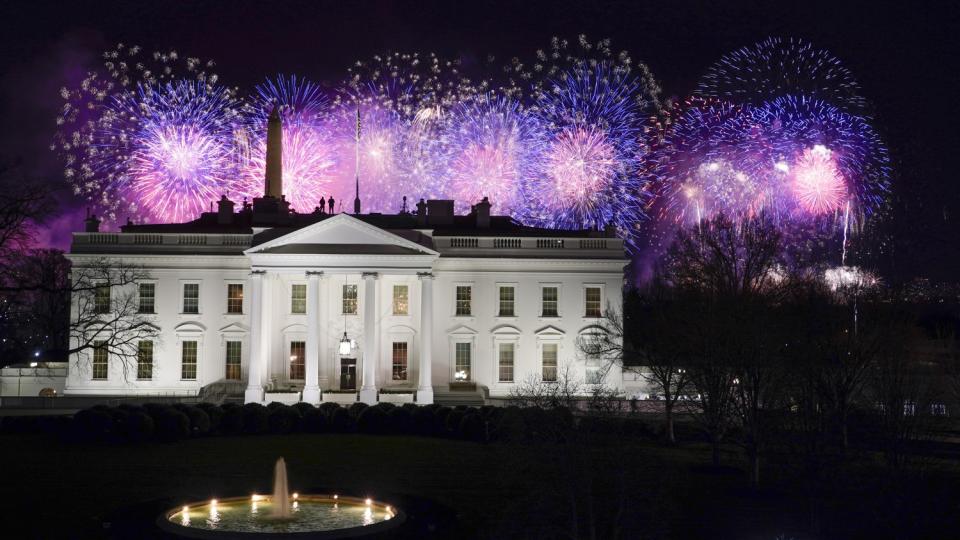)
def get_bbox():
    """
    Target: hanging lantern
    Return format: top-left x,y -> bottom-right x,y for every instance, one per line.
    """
338,331 -> 352,355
